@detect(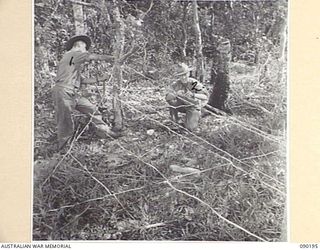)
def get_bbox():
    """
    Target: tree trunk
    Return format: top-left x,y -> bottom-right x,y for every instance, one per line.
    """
181,2 -> 189,61
111,0 -> 125,132
192,0 -> 204,82
208,38 -> 232,114
101,0 -> 113,28
72,3 -> 86,34
277,0 -> 287,85
278,23 -> 287,85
